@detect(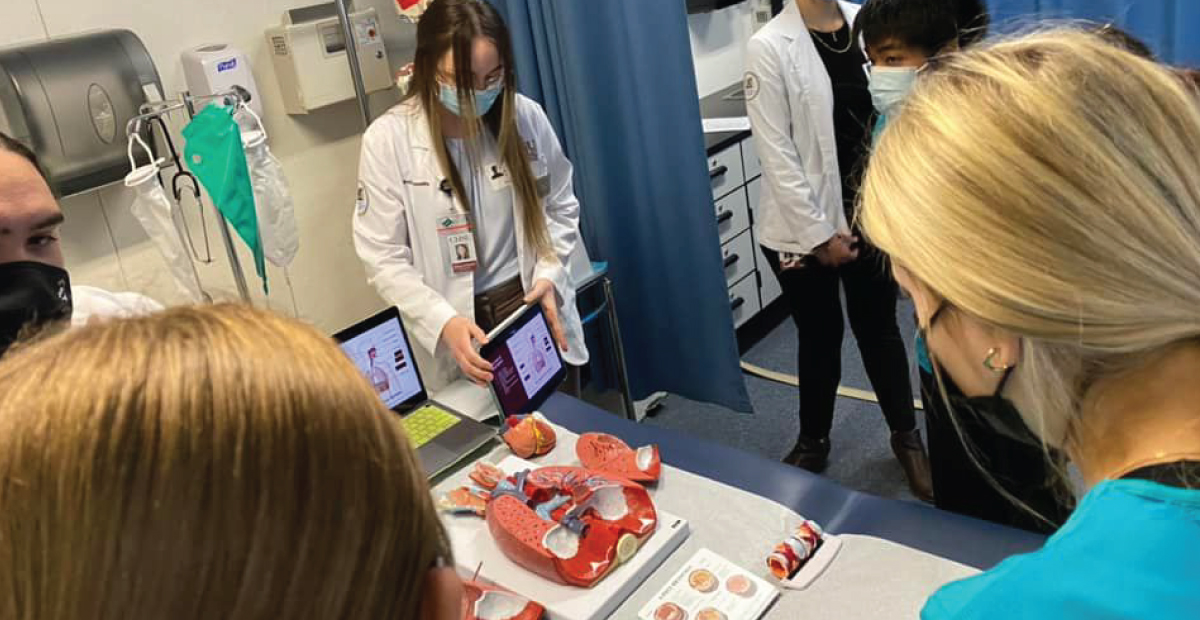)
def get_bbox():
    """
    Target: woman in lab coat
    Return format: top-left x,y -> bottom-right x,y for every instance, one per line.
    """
353,0 -> 587,390
746,0 -> 932,500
